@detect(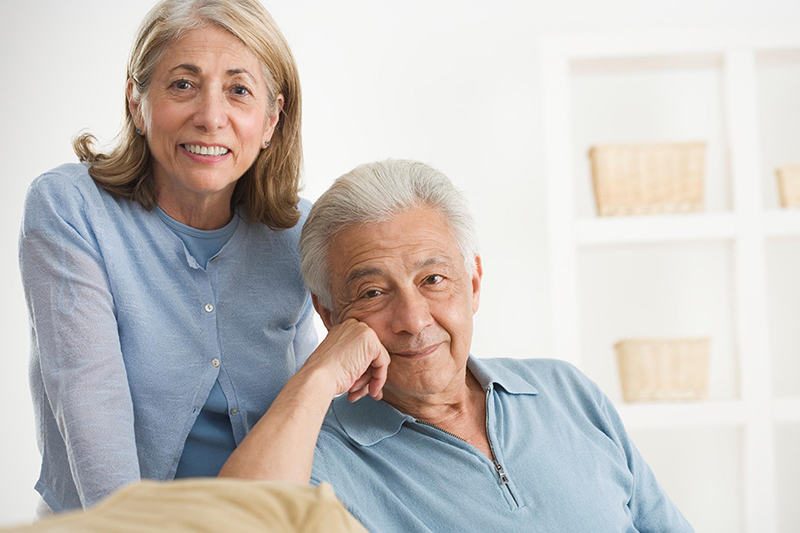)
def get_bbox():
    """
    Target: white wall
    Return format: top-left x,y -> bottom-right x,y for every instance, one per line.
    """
2,0 -> 799,528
